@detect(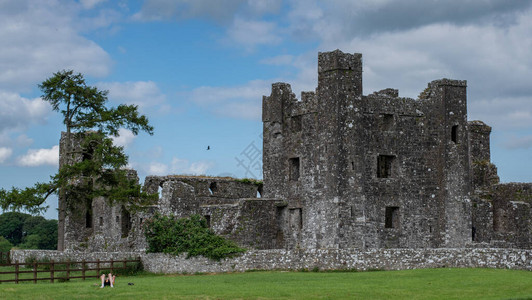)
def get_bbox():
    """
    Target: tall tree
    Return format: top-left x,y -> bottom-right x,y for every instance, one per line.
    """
0,70 -> 157,250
